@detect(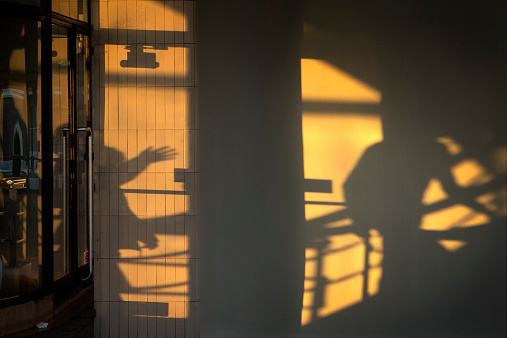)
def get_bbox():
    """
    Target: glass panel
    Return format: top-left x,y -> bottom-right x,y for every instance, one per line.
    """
76,34 -> 89,269
52,24 -> 70,281
0,17 -> 42,300
52,0 -> 88,22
